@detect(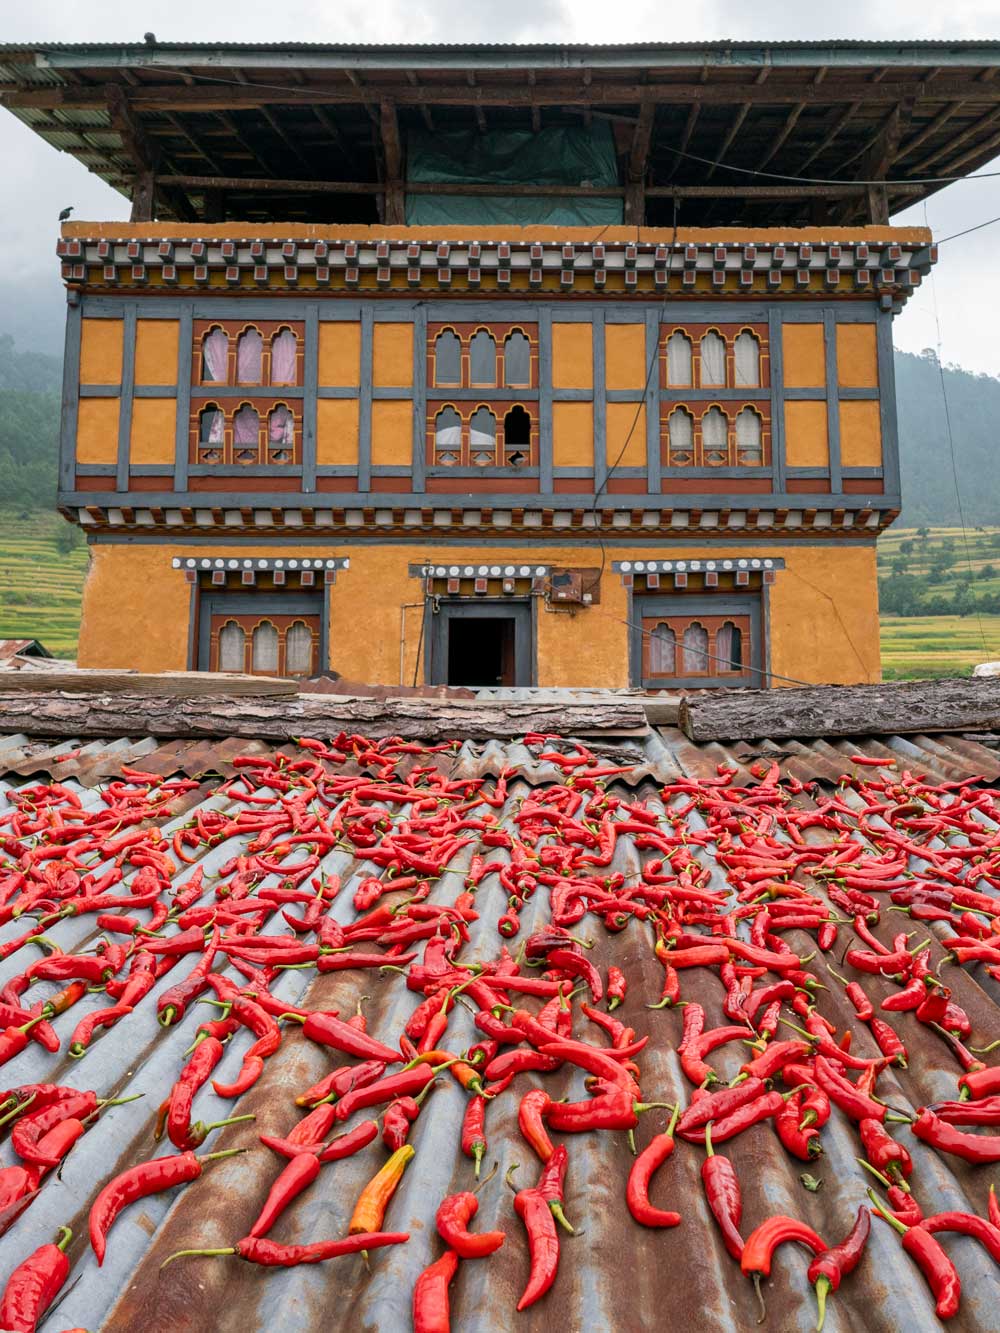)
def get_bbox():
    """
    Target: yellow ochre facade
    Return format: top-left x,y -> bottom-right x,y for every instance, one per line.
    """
58,221 -> 926,690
